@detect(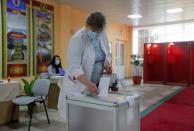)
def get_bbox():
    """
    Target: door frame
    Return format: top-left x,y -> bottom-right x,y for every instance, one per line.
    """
116,40 -> 126,79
